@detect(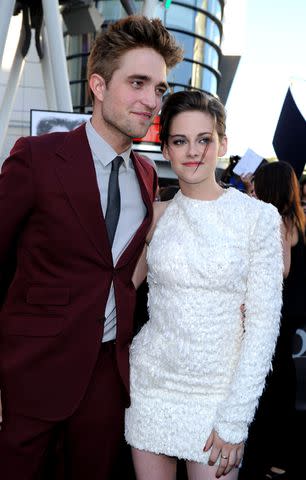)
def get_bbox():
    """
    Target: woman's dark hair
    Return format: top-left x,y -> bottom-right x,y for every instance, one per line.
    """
159,90 -> 226,149
300,177 -> 306,195
159,185 -> 179,201
254,161 -> 305,235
